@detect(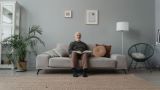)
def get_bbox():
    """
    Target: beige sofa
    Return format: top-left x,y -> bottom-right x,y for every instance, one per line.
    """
36,44 -> 128,75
